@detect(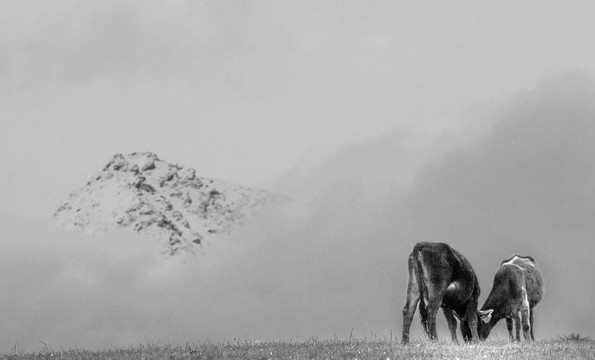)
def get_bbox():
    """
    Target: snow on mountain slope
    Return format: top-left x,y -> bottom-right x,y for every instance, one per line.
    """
53,152 -> 284,255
